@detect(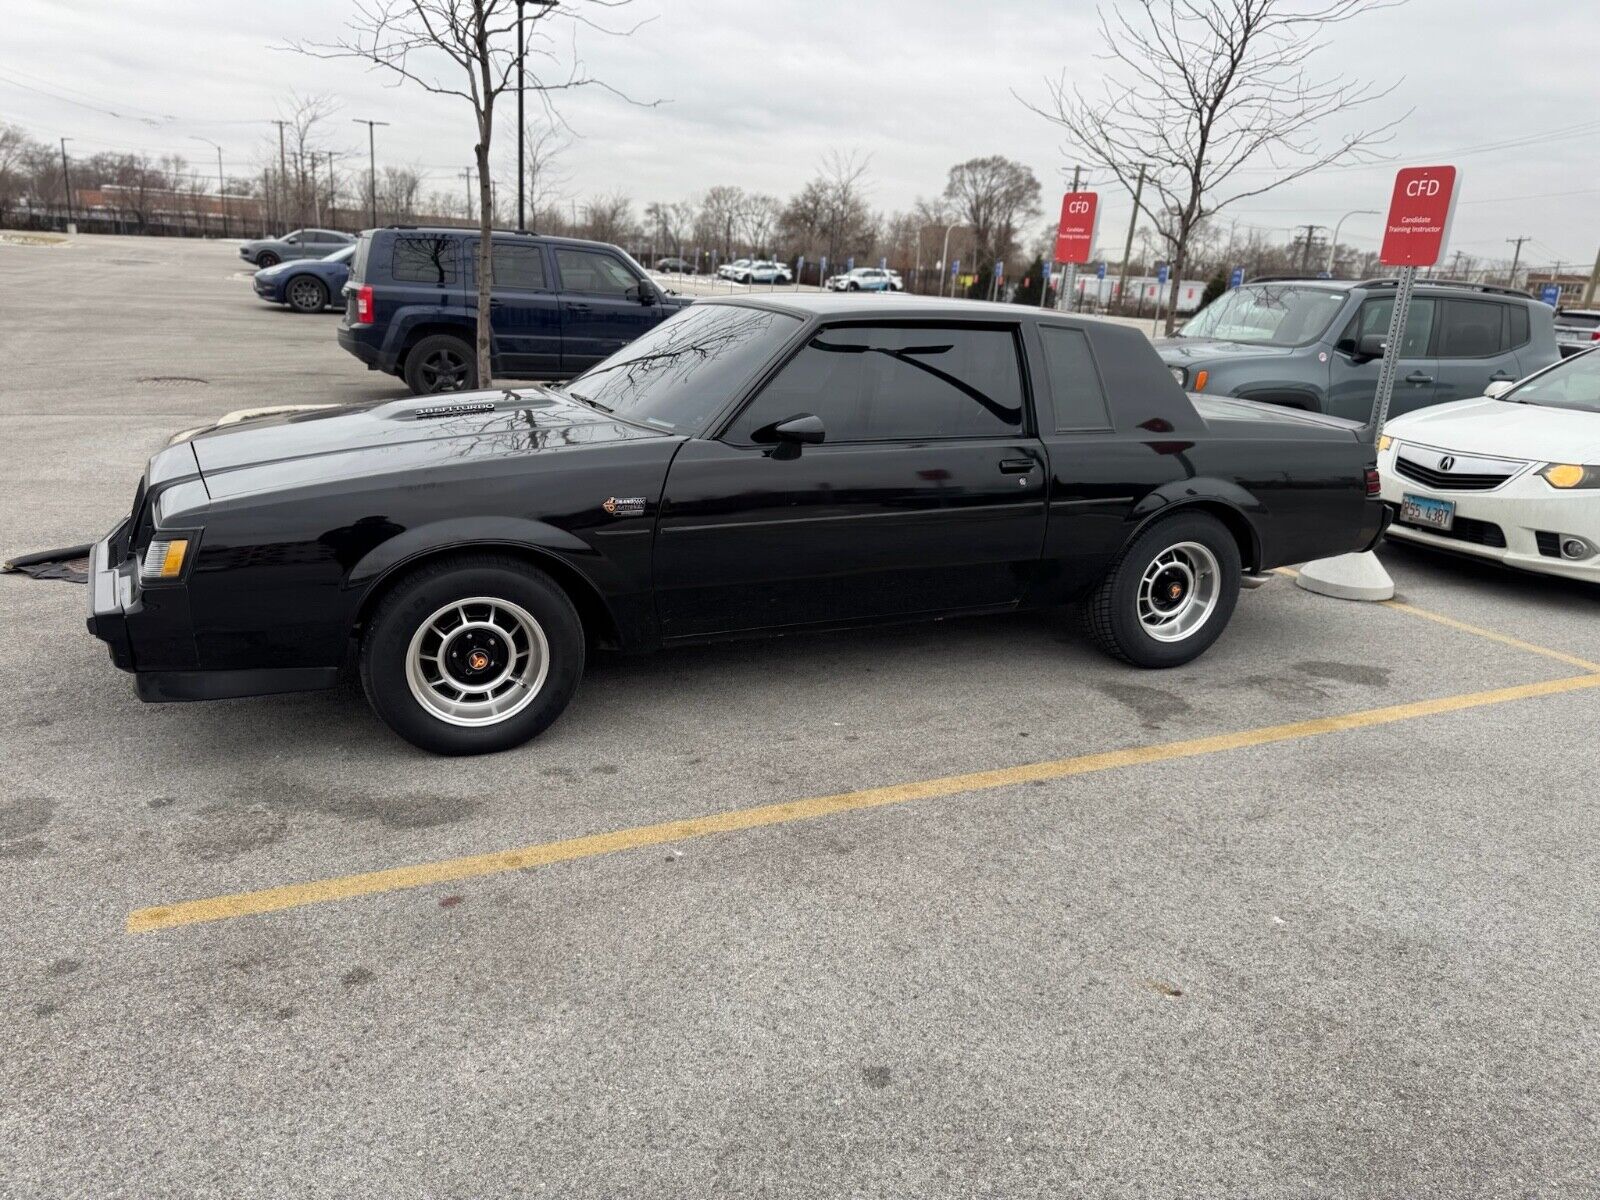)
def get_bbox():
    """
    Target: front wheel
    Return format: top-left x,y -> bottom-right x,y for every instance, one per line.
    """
847,281 -> 860,291
1086,512 -> 1242,668
360,555 -> 585,755
403,333 -> 477,395
286,275 -> 329,313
